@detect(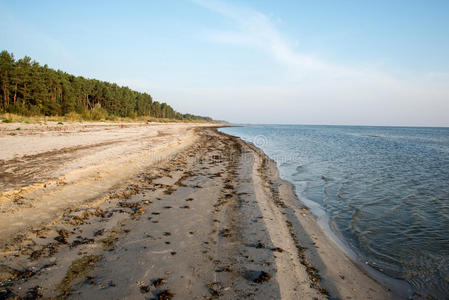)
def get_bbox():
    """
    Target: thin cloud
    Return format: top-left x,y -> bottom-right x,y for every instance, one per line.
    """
194,0 -> 331,74
191,0 -> 449,126
193,0 -> 446,84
